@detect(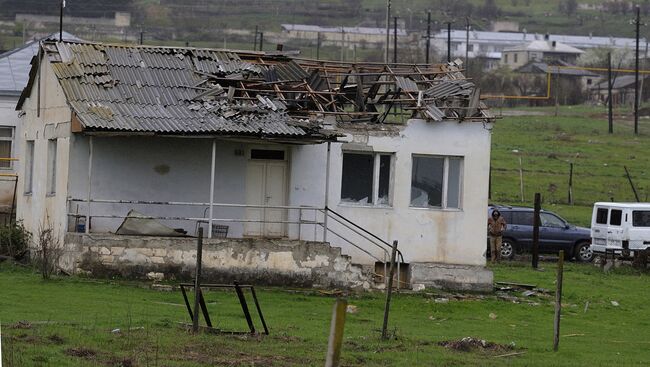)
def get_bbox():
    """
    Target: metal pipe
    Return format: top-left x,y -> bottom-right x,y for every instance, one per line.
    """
208,139 -> 216,238
86,136 -> 93,234
447,22 -> 451,63
635,5 -> 641,135
425,11 -> 431,64
323,142 -> 331,242
393,17 -> 398,64
385,0 -> 391,63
